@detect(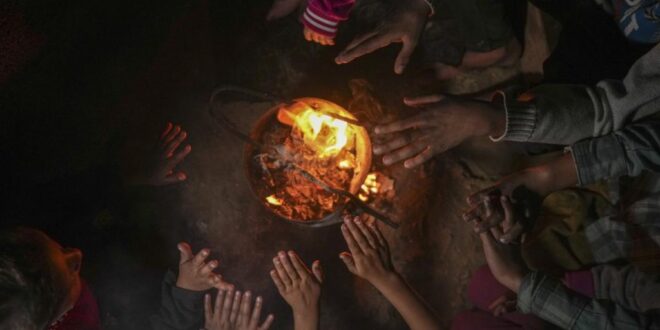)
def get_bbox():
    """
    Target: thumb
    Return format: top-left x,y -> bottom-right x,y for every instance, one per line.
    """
403,94 -> 447,107
177,242 -> 194,265
394,38 -> 417,74
339,252 -> 357,274
312,260 -> 324,283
